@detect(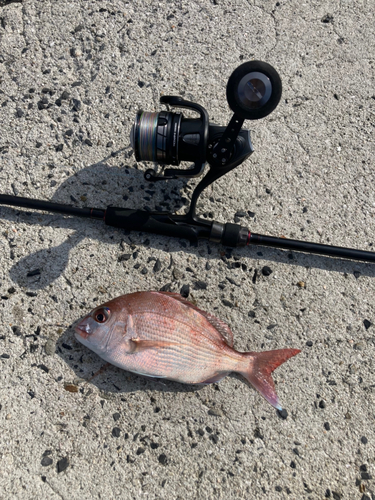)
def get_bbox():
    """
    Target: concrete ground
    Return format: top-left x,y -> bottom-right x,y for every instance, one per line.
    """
0,0 -> 374,499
